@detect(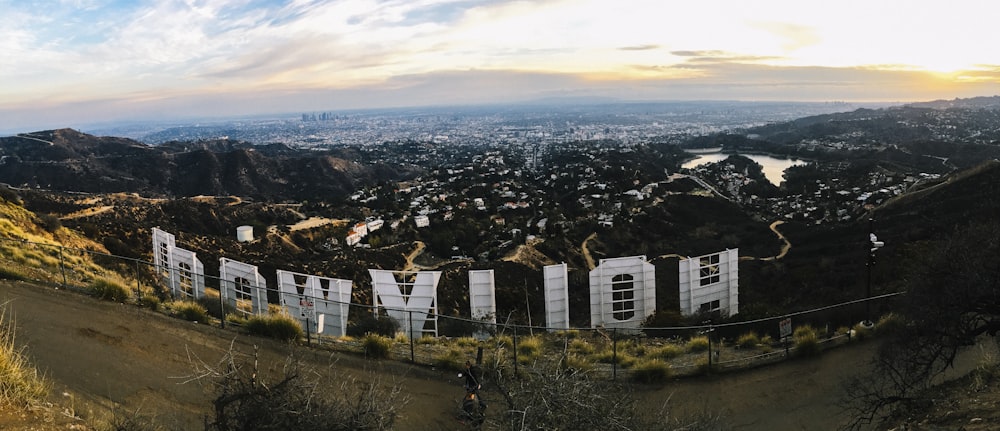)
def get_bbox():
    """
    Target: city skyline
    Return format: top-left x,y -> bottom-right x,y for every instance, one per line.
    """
2,0 -> 1000,133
